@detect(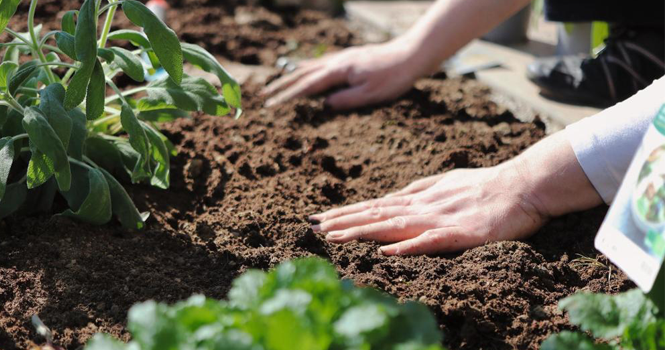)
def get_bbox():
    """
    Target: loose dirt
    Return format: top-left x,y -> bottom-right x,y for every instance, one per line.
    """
0,1 -> 632,350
